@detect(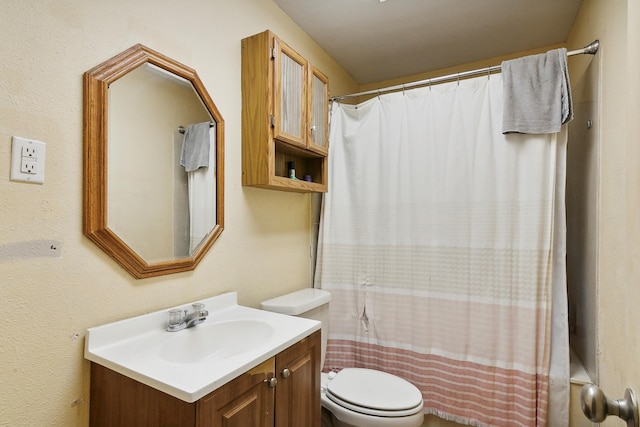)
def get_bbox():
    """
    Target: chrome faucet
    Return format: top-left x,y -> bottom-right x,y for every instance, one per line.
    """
166,303 -> 209,332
